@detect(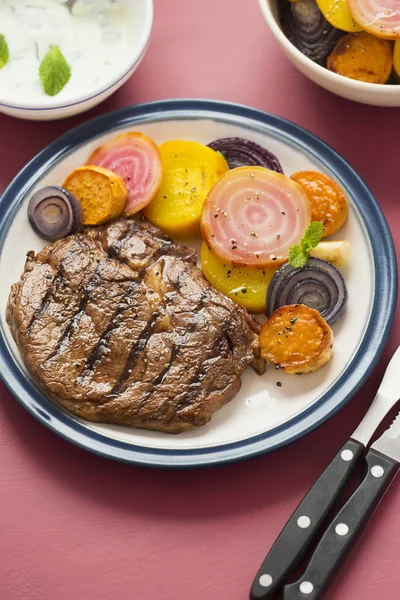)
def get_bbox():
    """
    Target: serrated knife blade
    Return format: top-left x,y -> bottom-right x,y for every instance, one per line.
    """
372,410 -> 400,463
351,346 -> 400,446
